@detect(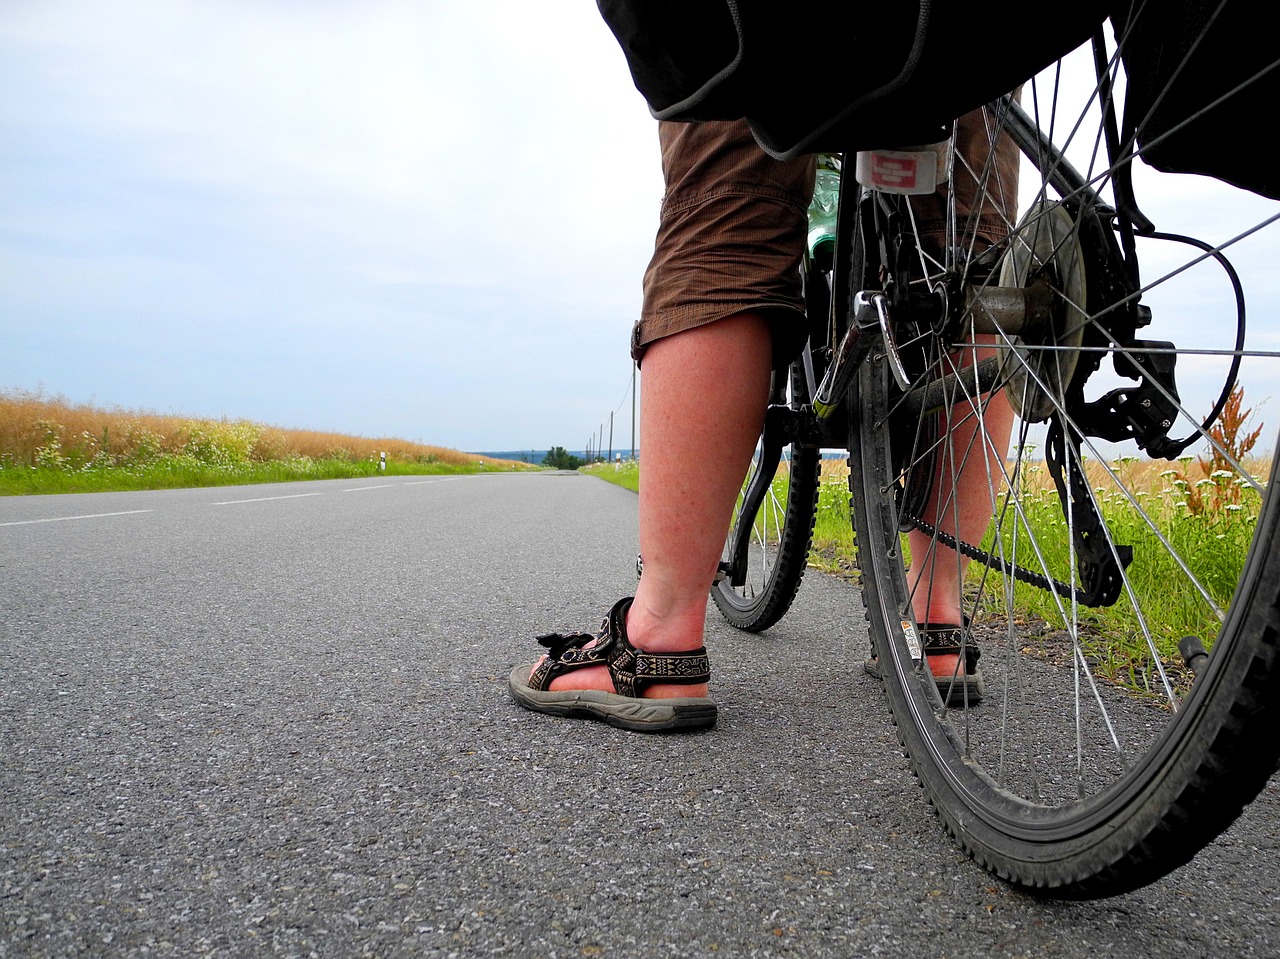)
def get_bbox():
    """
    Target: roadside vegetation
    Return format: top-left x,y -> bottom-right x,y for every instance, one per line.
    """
0,389 -> 530,495
582,458 -> 639,492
